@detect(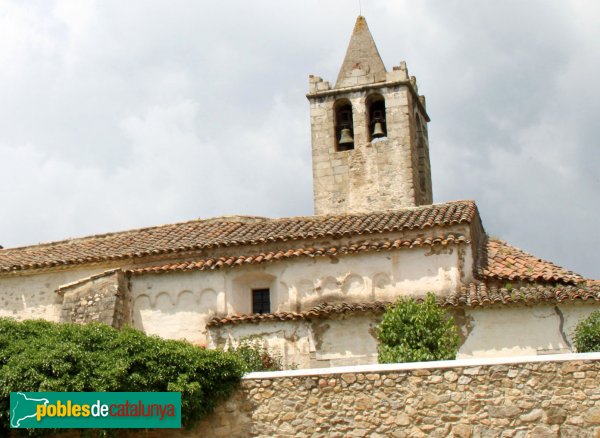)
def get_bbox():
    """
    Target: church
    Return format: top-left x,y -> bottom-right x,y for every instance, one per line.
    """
0,16 -> 598,369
